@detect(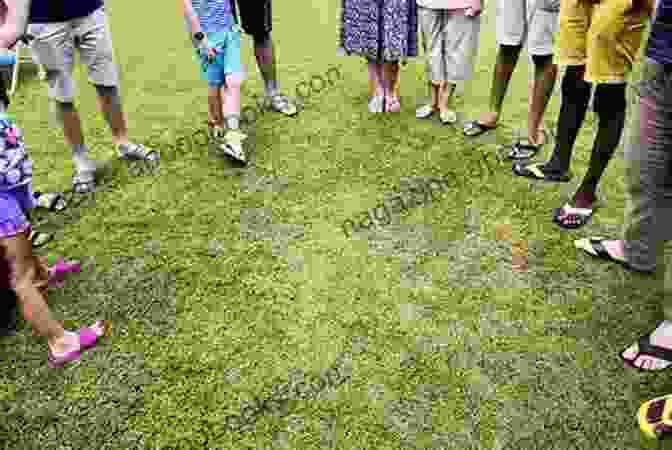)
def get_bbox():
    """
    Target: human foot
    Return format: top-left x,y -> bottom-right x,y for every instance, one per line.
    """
622,321 -> 672,371
385,96 -> 401,113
